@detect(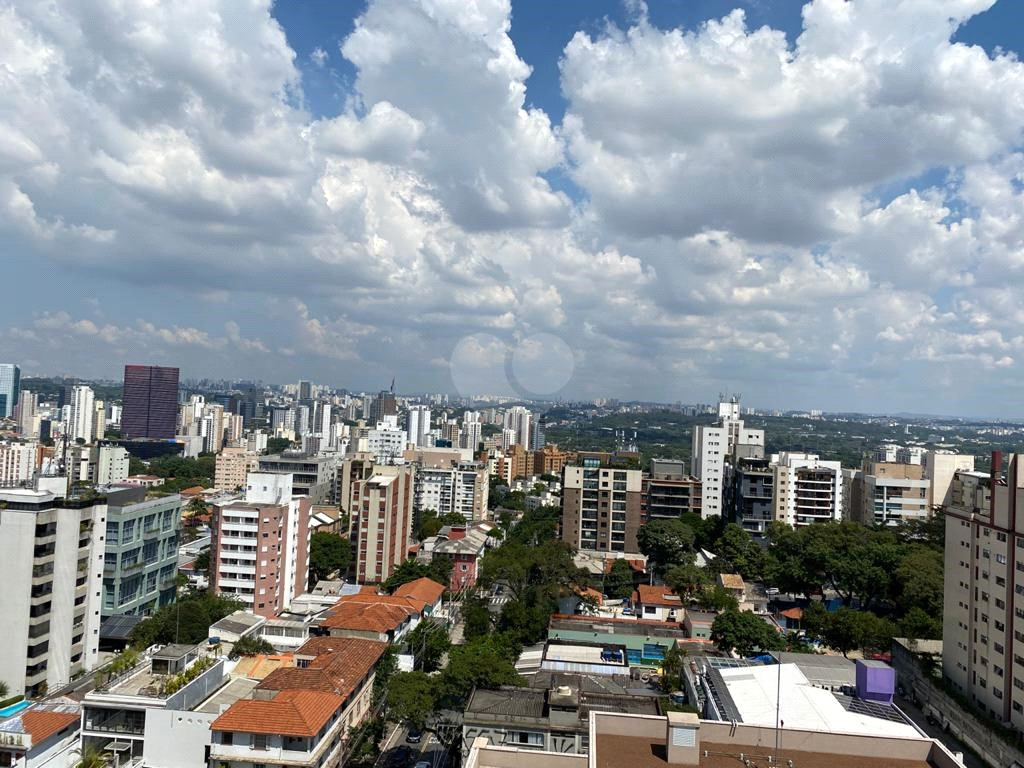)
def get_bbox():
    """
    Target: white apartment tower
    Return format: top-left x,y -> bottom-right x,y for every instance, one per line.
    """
67,385 -> 97,444
505,406 -> 532,447
407,405 -> 431,448
0,488 -> 106,697
771,452 -> 843,527
691,396 -> 764,518
0,442 -> 36,487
